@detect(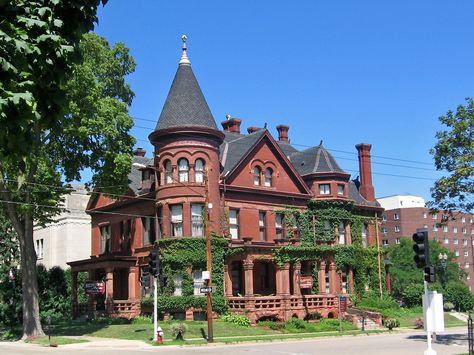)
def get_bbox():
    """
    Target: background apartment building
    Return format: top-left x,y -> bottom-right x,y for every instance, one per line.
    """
377,195 -> 474,291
